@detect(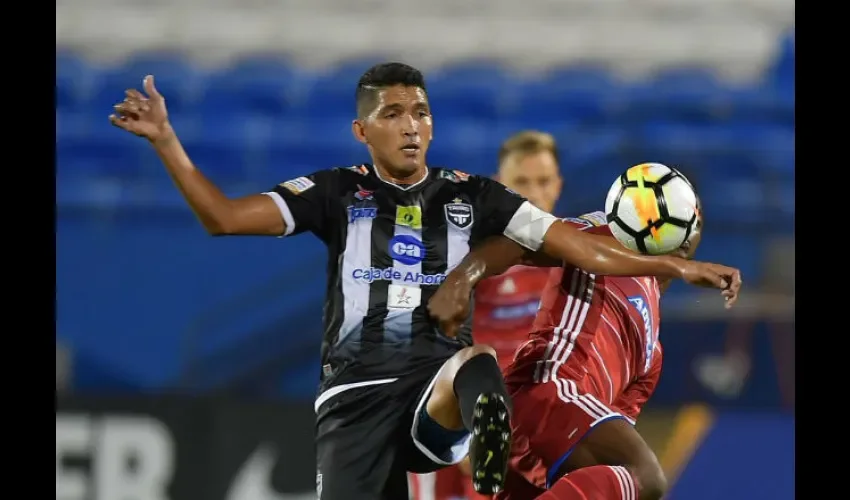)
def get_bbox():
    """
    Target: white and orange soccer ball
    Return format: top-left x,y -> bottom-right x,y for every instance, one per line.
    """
604,163 -> 700,255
